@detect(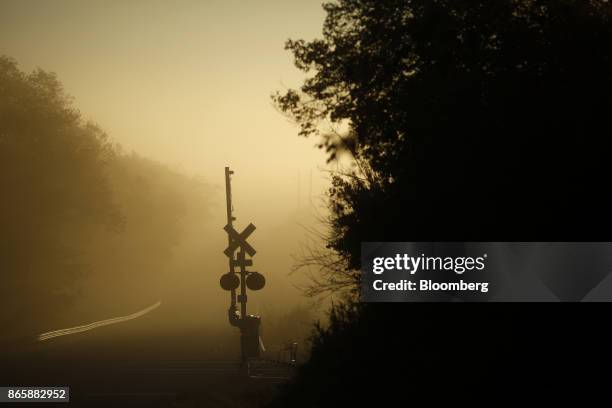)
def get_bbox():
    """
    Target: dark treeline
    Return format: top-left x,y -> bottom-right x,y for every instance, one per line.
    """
271,1 -> 612,406
0,56 -> 212,340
